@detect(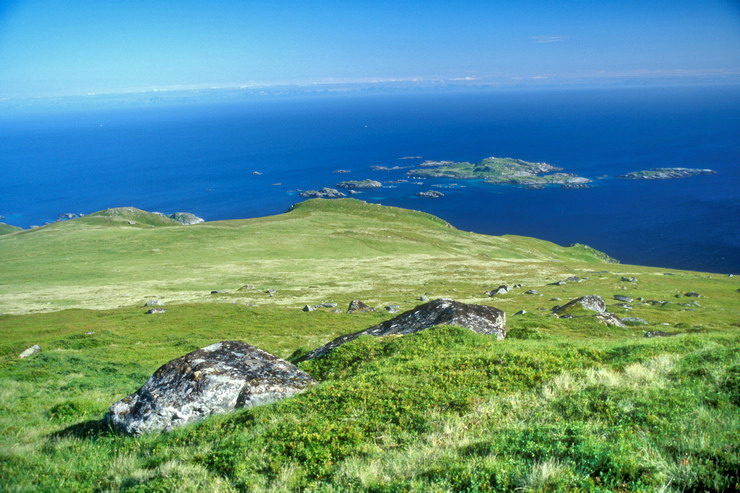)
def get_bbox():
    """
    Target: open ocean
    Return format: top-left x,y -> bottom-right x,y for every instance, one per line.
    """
1,86 -> 738,273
